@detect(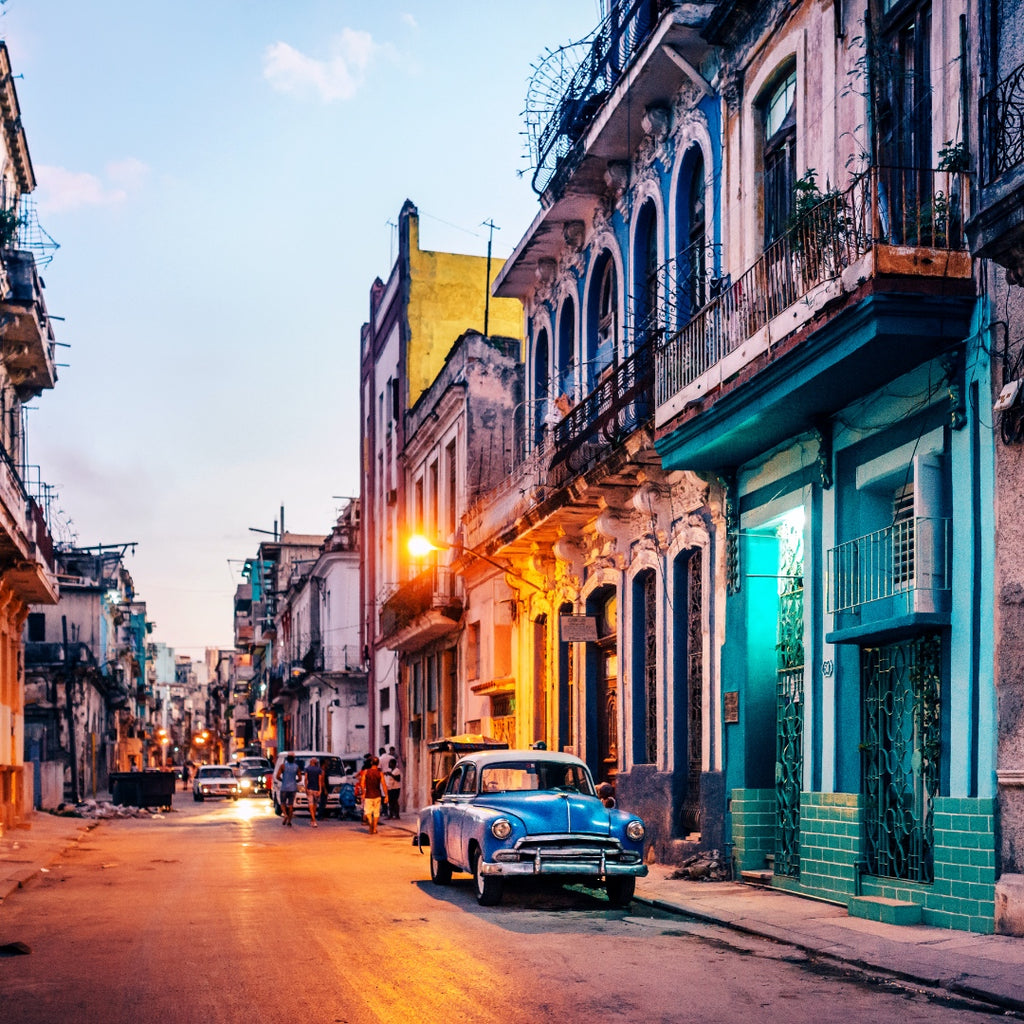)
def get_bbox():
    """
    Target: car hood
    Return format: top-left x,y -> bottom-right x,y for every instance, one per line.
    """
476,792 -> 612,837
